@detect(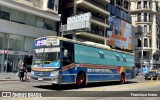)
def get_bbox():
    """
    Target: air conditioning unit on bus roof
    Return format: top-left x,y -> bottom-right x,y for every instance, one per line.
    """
83,41 -> 110,49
